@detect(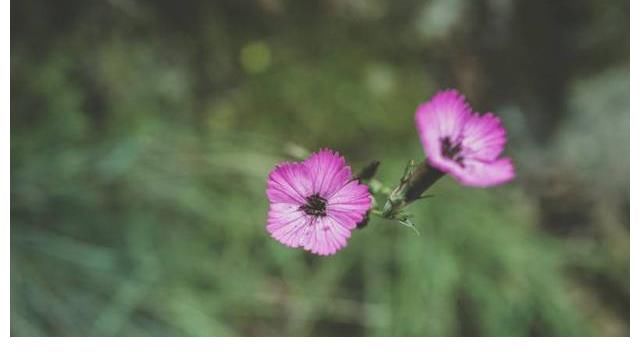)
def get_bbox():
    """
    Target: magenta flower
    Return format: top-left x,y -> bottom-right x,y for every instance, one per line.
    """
266,149 -> 372,256
415,89 -> 515,187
